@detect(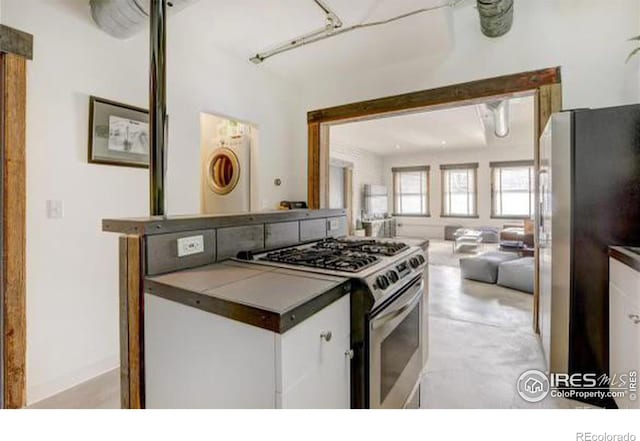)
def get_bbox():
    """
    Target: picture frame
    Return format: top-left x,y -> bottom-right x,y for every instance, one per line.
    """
88,96 -> 150,168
